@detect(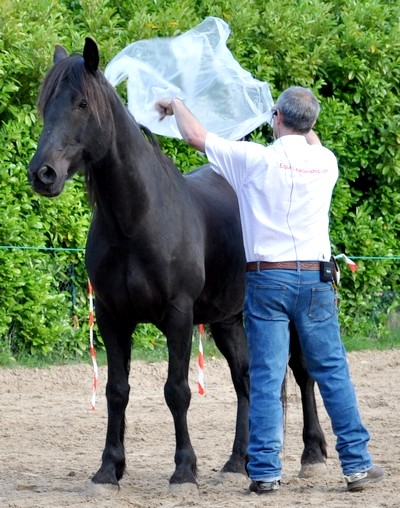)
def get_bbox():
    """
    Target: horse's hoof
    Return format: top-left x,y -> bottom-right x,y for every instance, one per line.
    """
221,456 -> 247,476
92,468 -> 120,487
298,462 -> 327,479
169,482 -> 199,495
